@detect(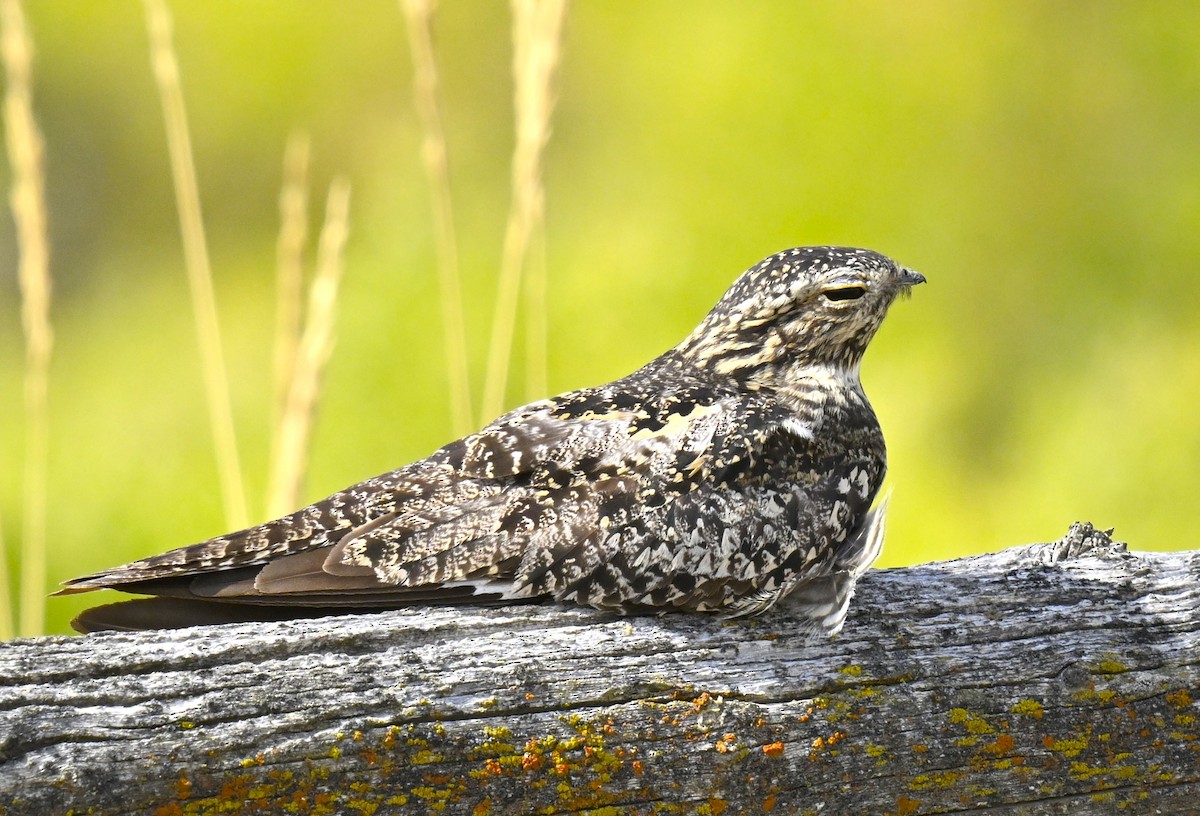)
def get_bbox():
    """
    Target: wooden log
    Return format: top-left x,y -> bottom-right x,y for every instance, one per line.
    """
0,522 -> 1196,815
